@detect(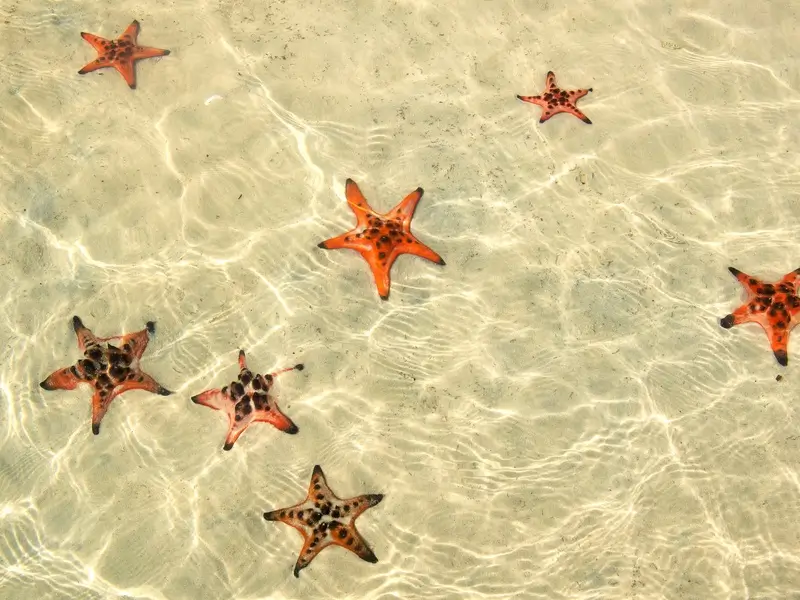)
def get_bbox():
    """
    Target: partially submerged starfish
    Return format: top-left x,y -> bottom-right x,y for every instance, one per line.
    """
318,178 -> 446,300
40,316 -> 172,434
720,266 -> 800,366
78,20 -> 170,89
191,350 -> 303,450
263,465 -> 384,577
517,71 -> 593,124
